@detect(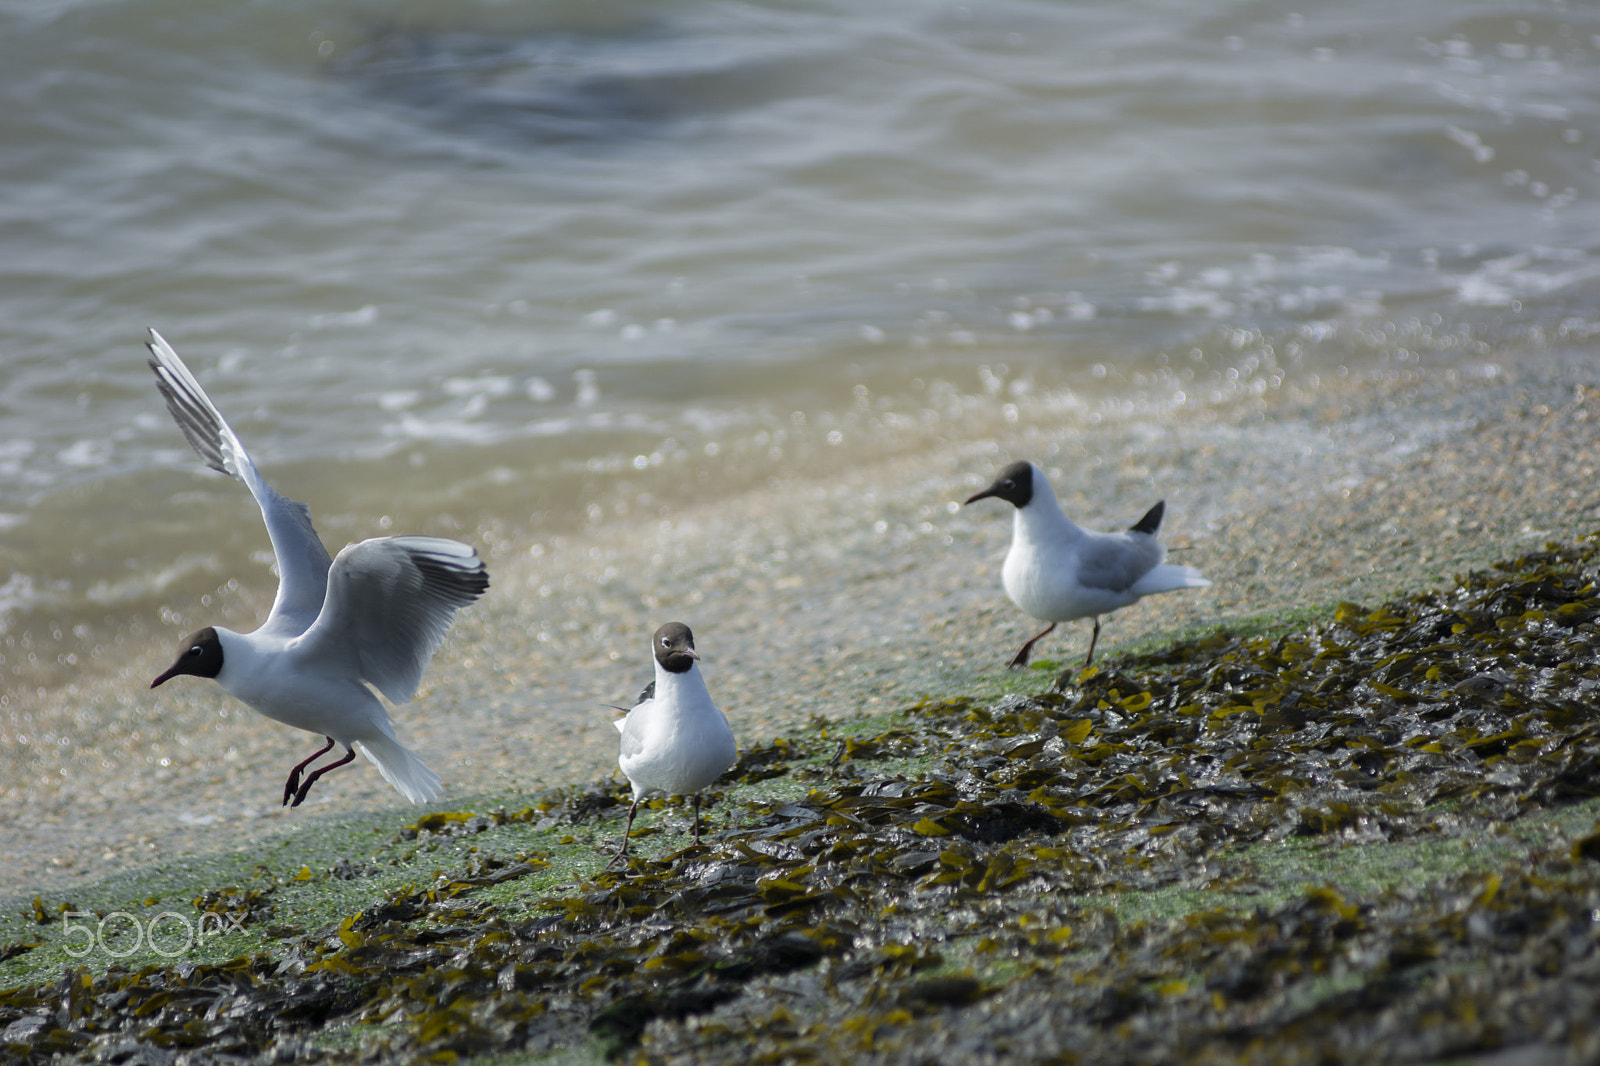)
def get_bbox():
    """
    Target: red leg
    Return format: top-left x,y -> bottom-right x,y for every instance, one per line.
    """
606,799 -> 642,869
289,745 -> 357,808
283,736 -> 336,806
1007,622 -> 1058,668
692,793 -> 703,846
1082,617 -> 1102,668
